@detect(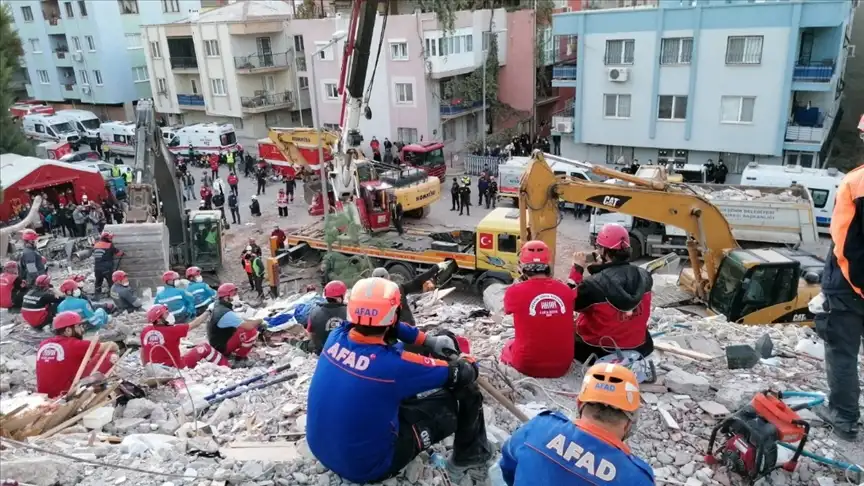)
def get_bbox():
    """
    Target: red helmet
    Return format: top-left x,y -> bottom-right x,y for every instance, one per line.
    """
217,282 -> 238,299
324,280 -> 347,299
53,311 -> 83,331
100,231 -> 114,241
59,279 -> 79,294
162,270 -> 180,284
35,275 -> 51,288
112,270 -> 128,283
20,229 -> 38,242
147,304 -> 170,324
185,267 -> 202,278
596,224 -> 630,250
519,240 -> 551,266
2,261 -> 18,274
